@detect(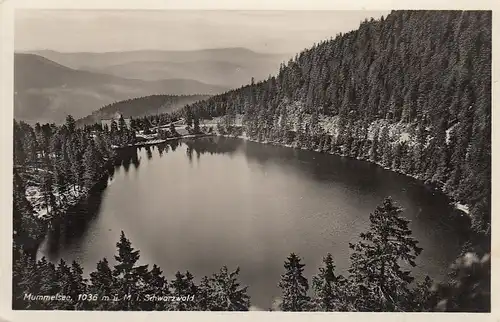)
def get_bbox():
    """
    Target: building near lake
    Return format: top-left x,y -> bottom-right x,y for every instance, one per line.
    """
100,111 -> 131,129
